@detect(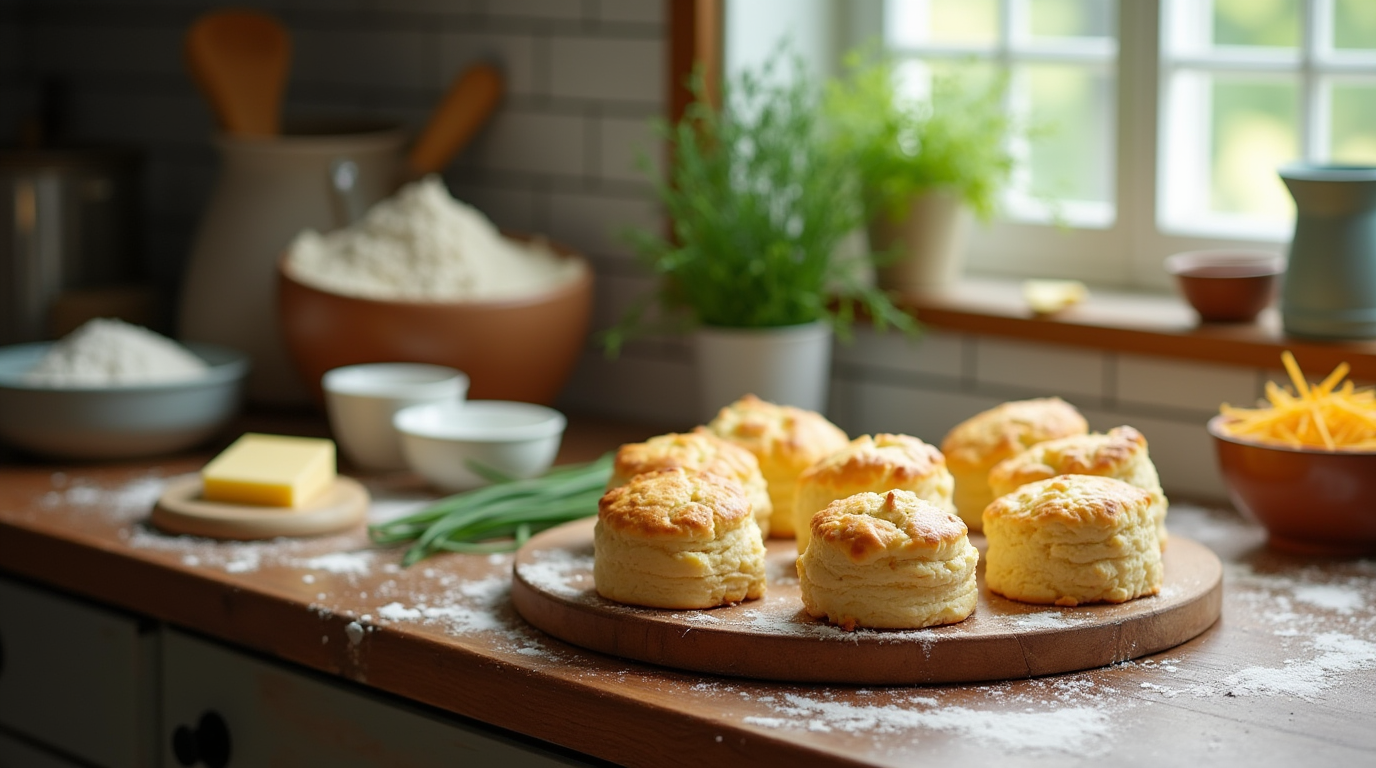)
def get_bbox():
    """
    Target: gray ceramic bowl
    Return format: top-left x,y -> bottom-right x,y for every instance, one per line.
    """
0,342 -> 249,460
